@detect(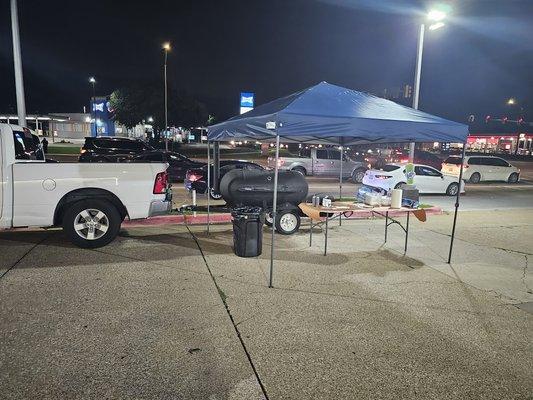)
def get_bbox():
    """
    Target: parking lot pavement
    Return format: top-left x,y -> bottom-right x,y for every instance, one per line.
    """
2,210 -> 532,399
189,210 -> 533,399
0,227 -> 265,400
